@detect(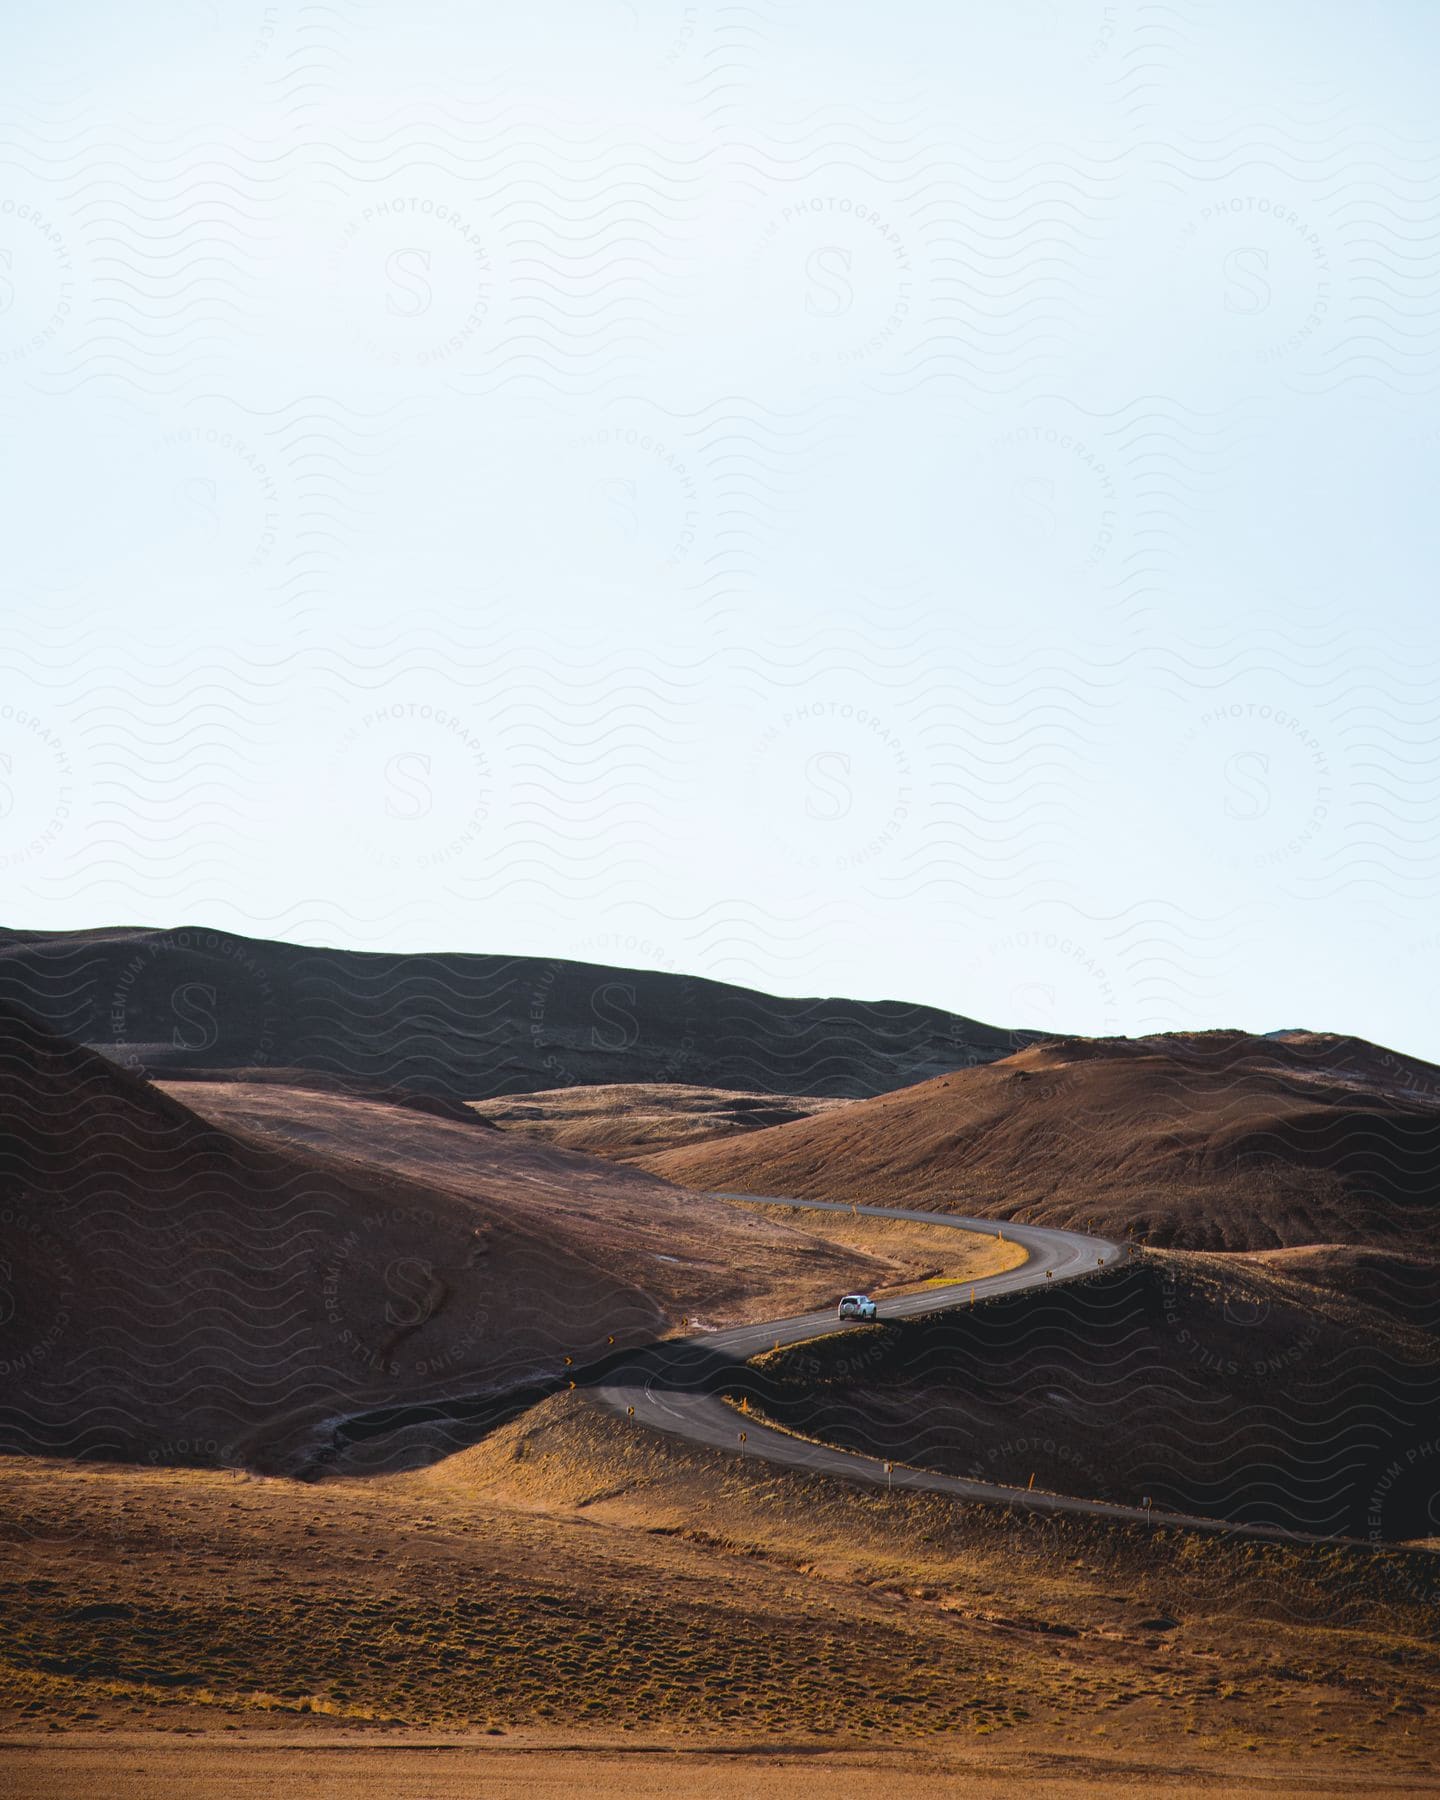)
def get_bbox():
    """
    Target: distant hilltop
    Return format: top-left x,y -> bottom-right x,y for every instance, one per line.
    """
0,925 -> 1028,1102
